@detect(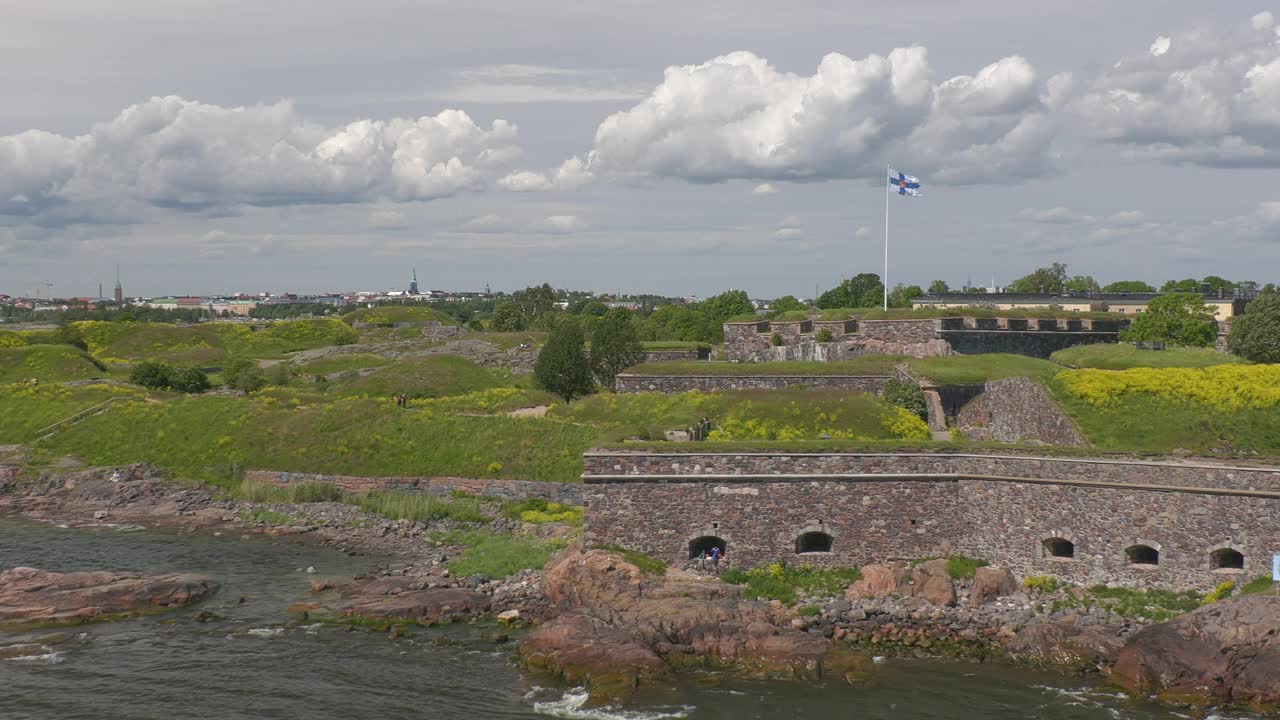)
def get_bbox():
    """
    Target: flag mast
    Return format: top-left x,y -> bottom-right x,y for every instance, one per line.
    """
883,164 -> 890,311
